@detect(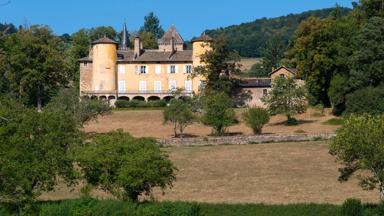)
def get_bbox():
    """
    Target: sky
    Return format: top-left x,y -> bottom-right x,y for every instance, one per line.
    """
0,0 -> 354,40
